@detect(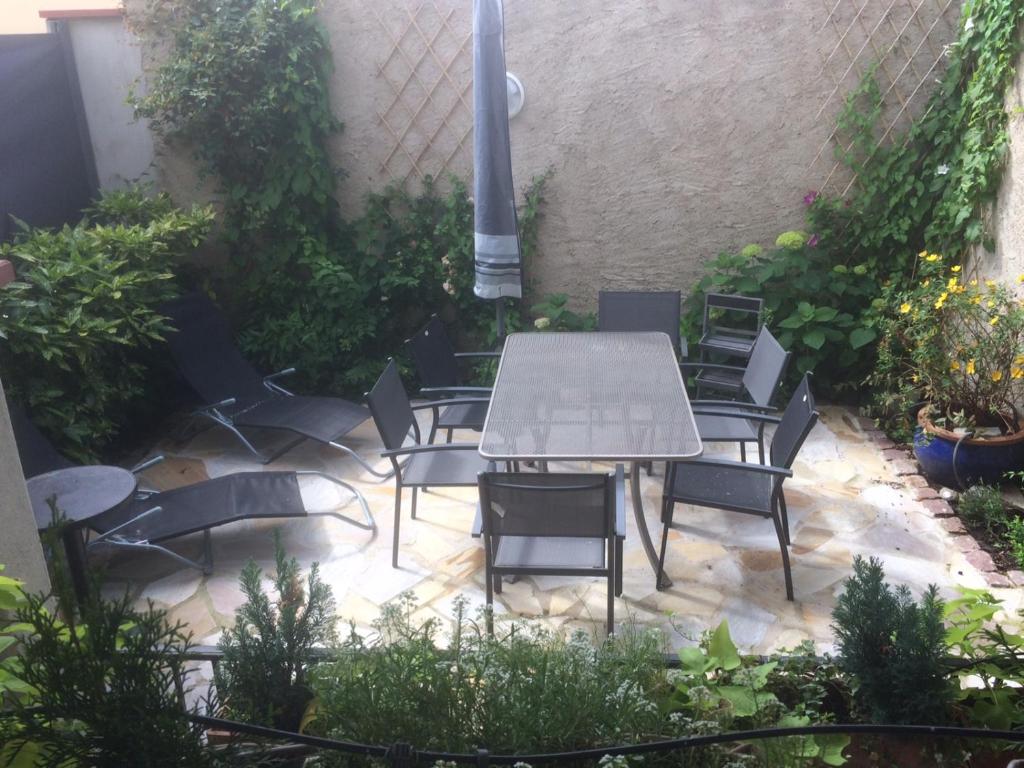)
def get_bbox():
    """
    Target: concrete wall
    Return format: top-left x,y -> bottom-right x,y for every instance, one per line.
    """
0,377 -> 51,594
131,0 -> 958,307
64,15 -> 156,190
979,45 -> 1024,287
